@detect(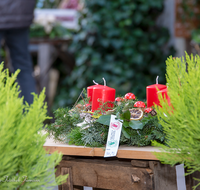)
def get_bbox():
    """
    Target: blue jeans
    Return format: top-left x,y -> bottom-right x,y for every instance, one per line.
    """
0,27 -> 36,104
